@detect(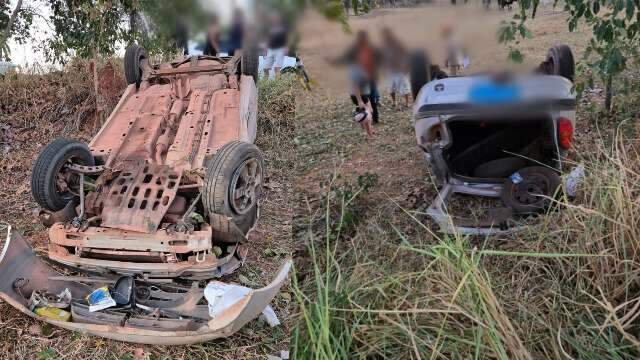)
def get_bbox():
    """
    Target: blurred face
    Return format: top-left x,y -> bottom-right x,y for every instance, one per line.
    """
271,14 -> 281,26
357,32 -> 369,47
